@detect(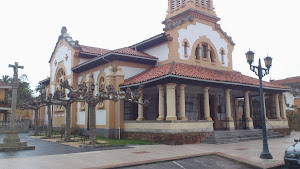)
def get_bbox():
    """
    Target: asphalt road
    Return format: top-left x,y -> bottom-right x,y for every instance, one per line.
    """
121,155 -> 271,169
